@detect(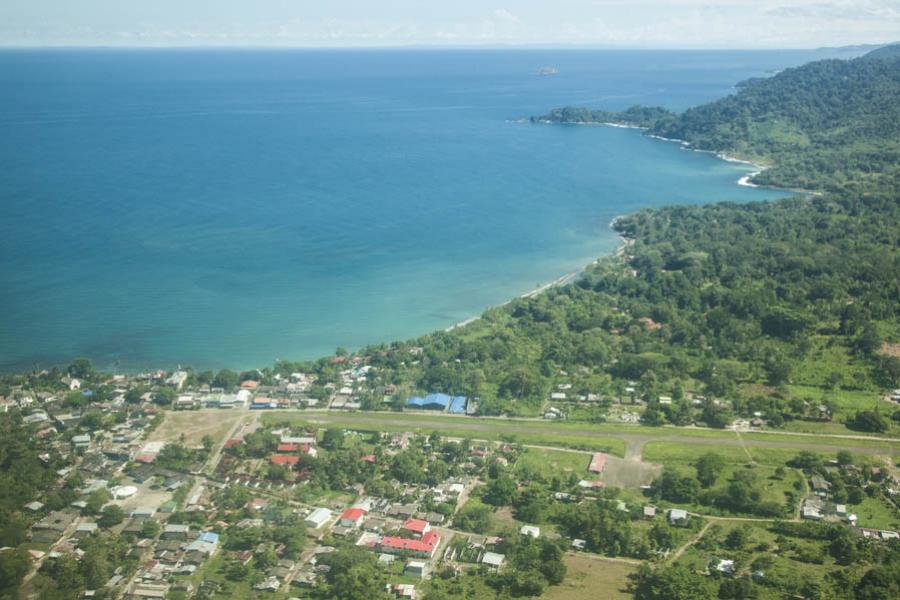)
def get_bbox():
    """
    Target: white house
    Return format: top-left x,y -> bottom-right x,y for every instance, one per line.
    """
305,508 -> 332,529
519,525 -> 540,538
